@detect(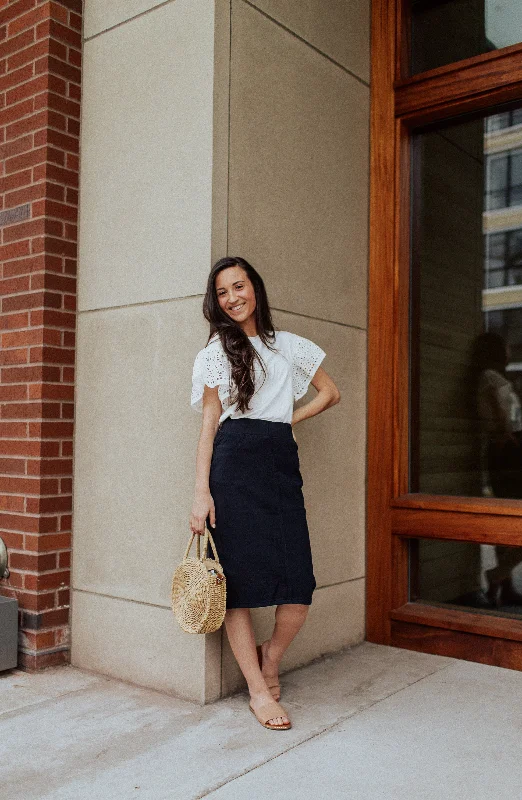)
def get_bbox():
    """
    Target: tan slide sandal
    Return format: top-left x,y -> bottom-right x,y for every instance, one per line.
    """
249,699 -> 292,730
256,643 -> 281,701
